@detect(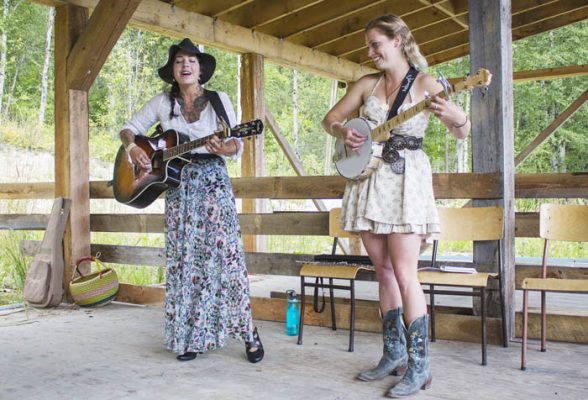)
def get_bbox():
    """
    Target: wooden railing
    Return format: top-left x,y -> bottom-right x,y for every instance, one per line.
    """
4,173 -> 588,289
